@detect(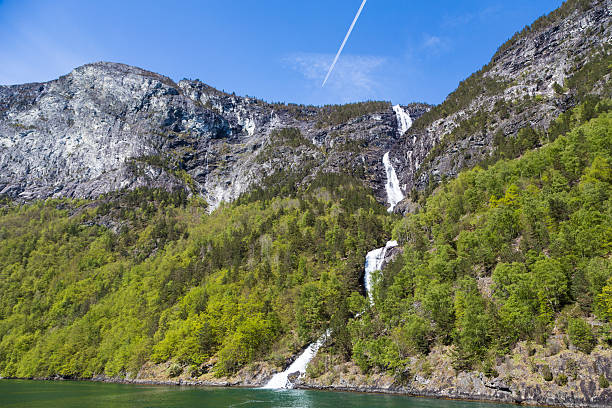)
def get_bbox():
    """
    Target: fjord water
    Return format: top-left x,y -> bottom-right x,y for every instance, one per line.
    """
0,380 -> 519,408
